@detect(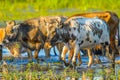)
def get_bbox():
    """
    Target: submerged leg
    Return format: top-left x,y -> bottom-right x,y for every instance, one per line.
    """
44,48 -> 50,58
72,44 -> 79,69
56,43 -> 64,60
26,48 -> 33,62
34,49 -> 40,63
77,52 -> 82,66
